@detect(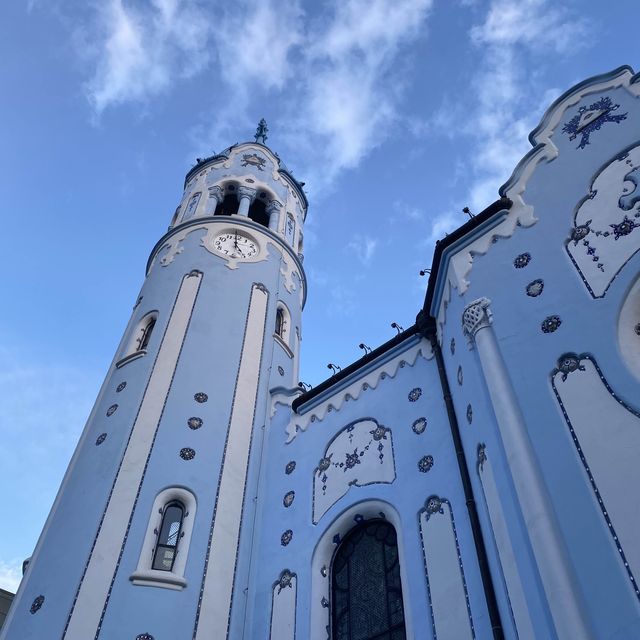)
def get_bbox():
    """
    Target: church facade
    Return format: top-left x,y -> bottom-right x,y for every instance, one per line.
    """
3,66 -> 640,640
